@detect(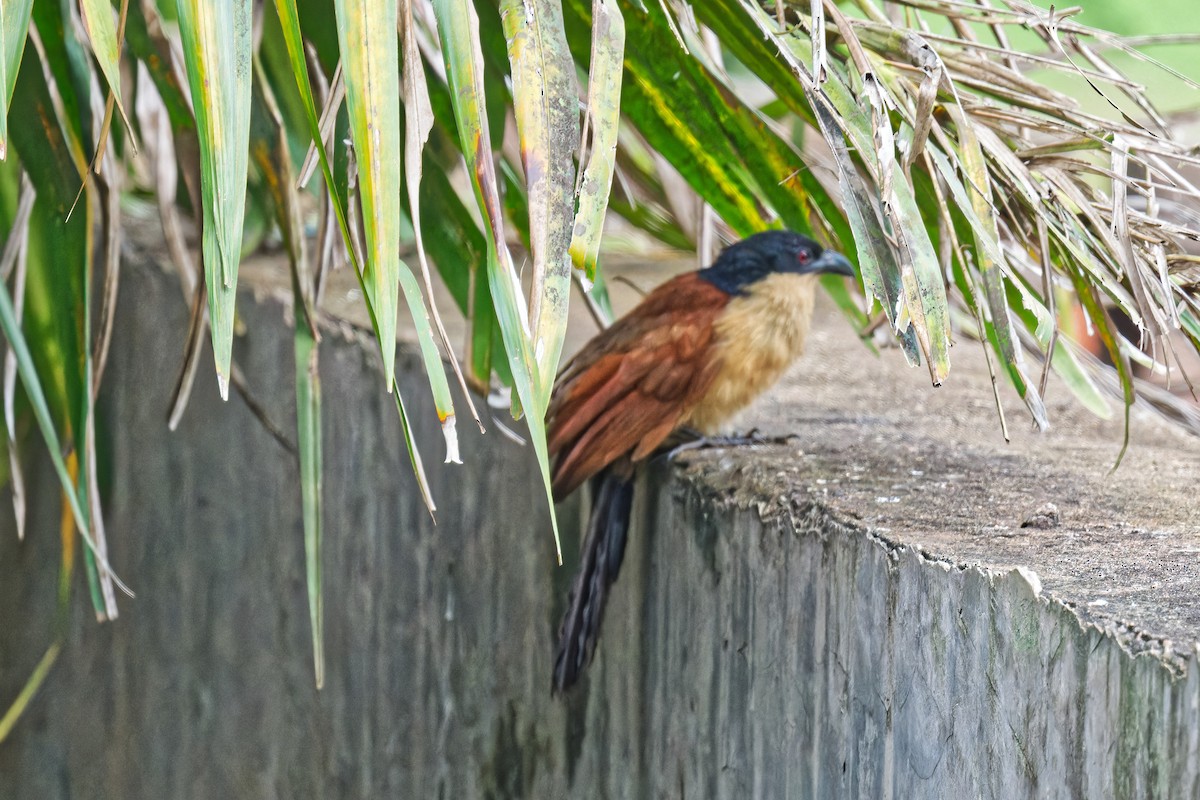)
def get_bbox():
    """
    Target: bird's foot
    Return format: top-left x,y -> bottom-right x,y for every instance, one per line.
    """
662,428 -> 797,461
